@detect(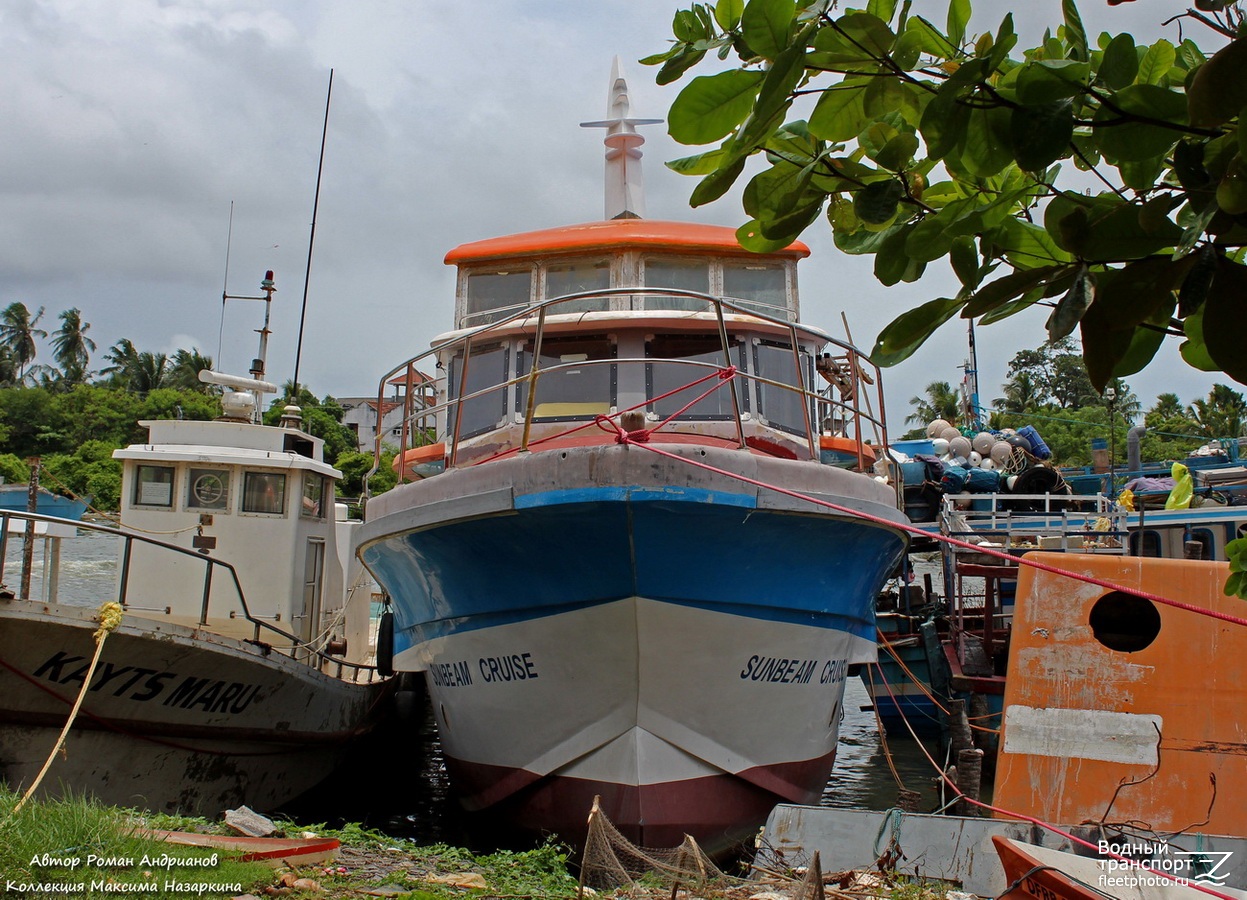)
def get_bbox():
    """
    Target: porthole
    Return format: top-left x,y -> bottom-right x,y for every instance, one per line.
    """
1089,591 -> 1161,653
